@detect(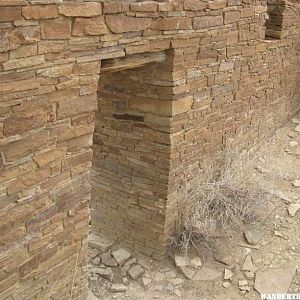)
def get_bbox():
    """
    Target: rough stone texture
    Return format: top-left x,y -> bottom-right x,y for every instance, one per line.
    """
0,0 -> 300,299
